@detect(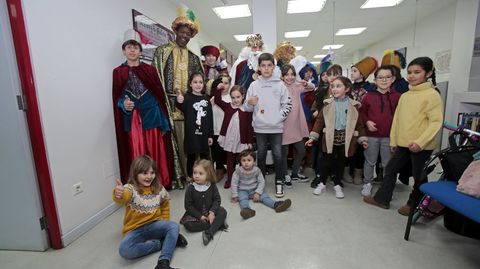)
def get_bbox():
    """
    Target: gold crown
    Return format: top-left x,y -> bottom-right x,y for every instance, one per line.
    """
246,34 -> 264,48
